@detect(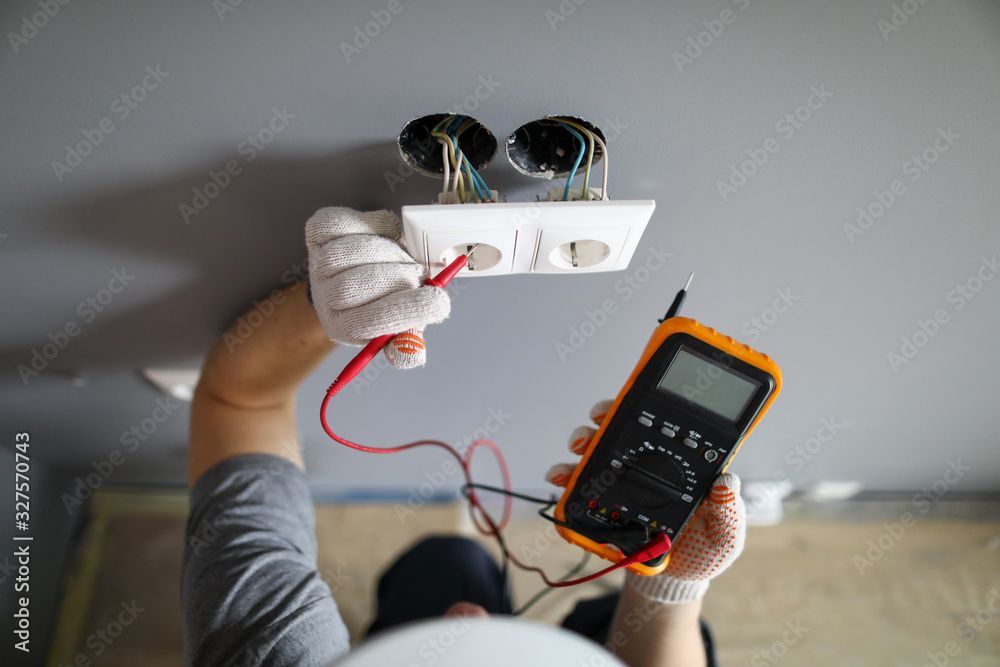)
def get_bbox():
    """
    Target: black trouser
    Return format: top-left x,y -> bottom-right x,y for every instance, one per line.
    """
366,536 -> 716,666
